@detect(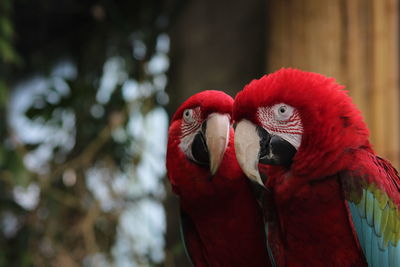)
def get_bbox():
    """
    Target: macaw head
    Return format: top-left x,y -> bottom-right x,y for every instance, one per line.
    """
233,68 -> 371,185
167,90 -> 234,196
